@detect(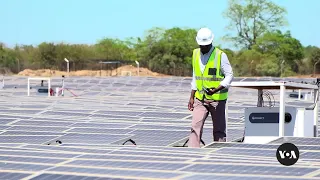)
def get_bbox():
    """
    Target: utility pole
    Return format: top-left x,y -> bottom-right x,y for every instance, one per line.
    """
135,61 -> 139,76
280,60 -> 285,77
64,58 -> 69,76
